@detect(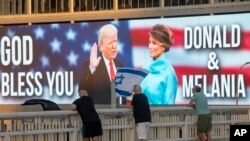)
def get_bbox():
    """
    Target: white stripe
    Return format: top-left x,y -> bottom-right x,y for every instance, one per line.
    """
133,47 -> 250,67
132,47 -> 151,67
129,13 -> 250,30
